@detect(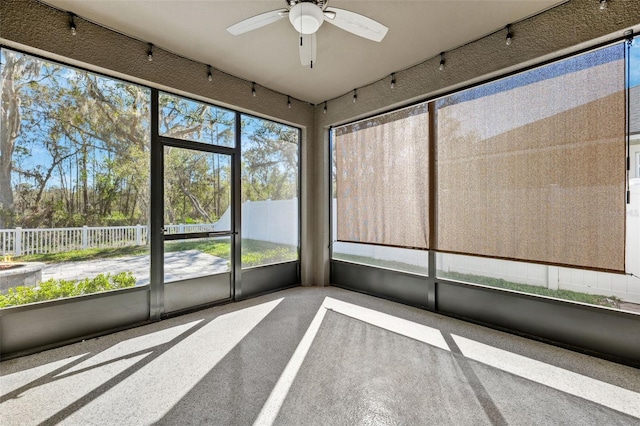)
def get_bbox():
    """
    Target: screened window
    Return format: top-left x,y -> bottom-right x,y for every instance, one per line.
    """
436,44 -> 626,273
334,104 -> 429,250
159,92 -> 235,147
240,116 -> 299,268
0,49 -> 151,307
